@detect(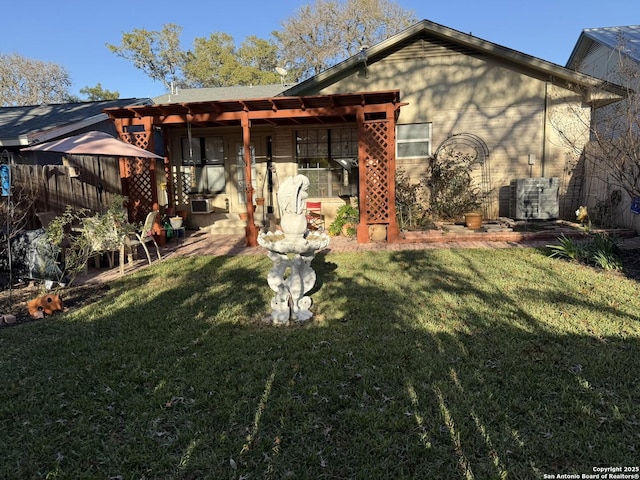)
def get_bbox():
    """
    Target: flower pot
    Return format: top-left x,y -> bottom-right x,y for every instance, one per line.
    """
239,212 -> 249,221
169,216 -> 183,230
464,212 -> 483,229
255,197 -> 265,206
